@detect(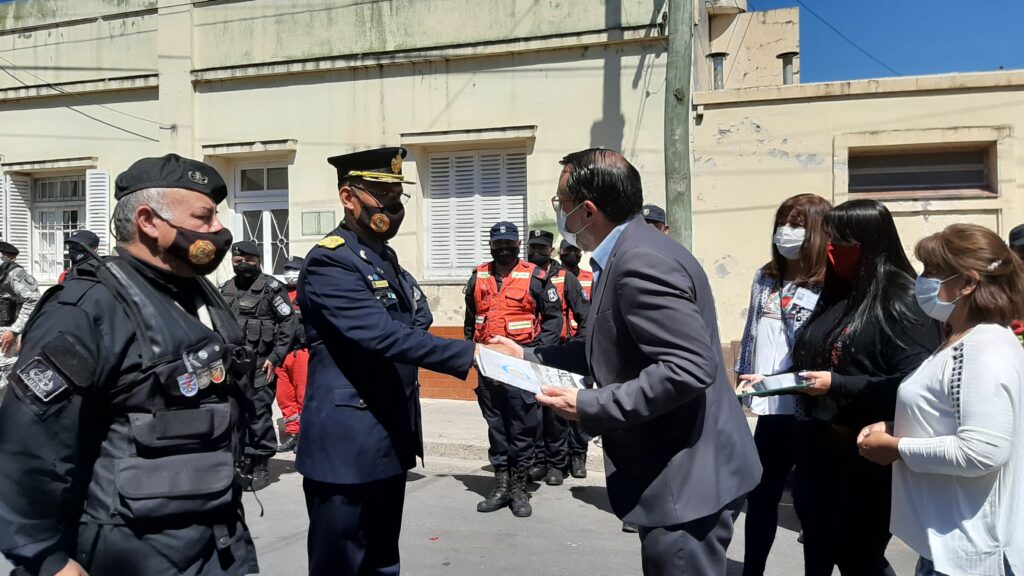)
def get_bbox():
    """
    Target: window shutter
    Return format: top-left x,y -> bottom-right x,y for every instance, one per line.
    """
5,174 -> 32,258
85,169 -> 111,253
426,155 -> 455,274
